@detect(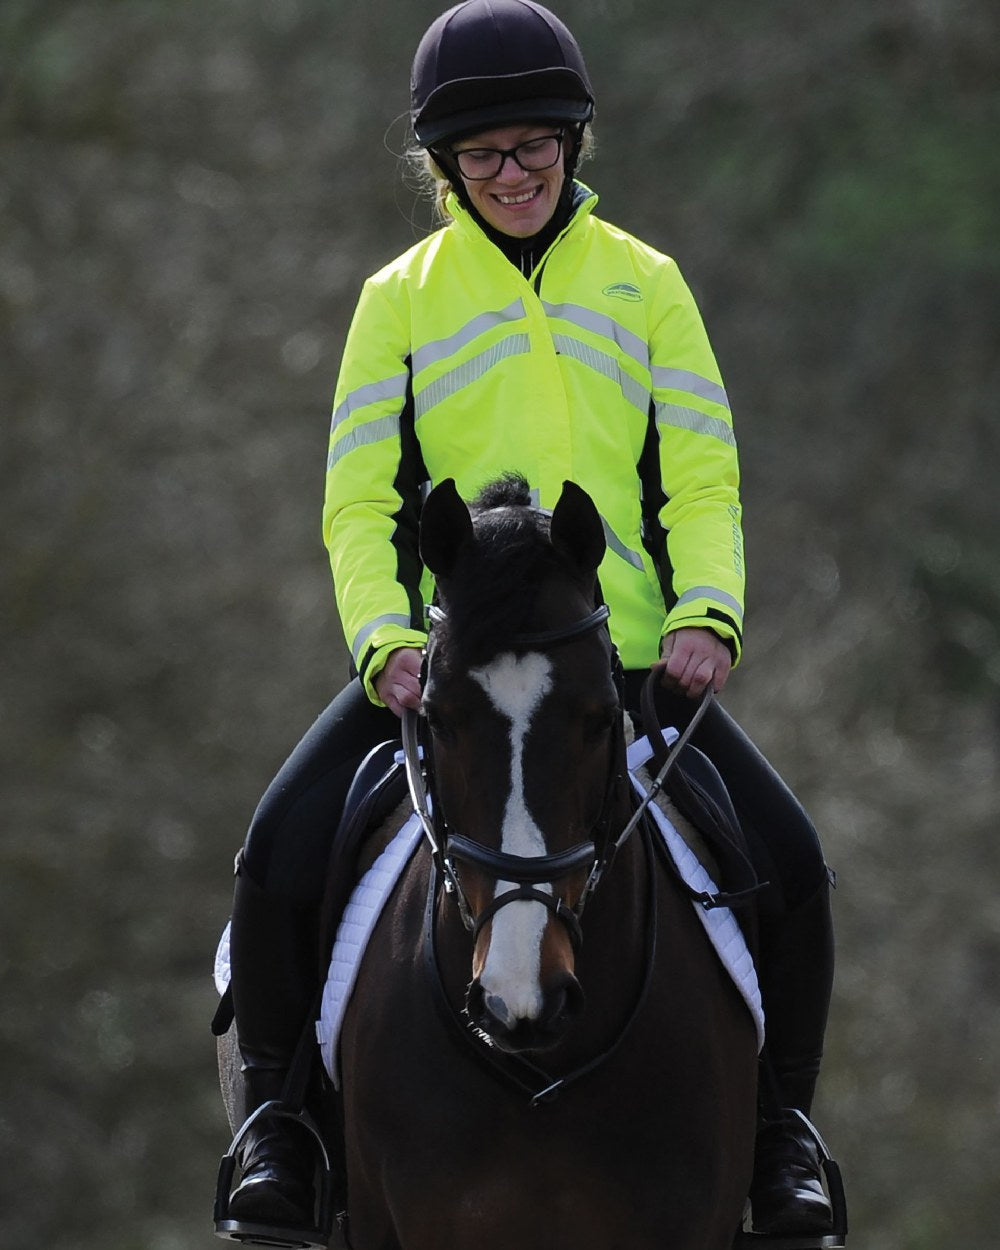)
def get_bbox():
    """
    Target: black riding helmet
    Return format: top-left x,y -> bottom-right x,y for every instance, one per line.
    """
410,0 -> 595,148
